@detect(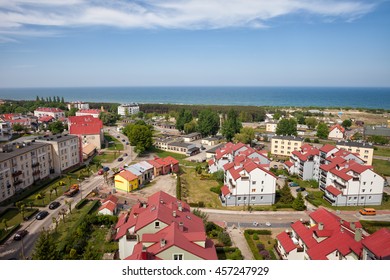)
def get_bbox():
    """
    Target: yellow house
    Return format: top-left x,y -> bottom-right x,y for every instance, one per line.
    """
115,170 -> 139,192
